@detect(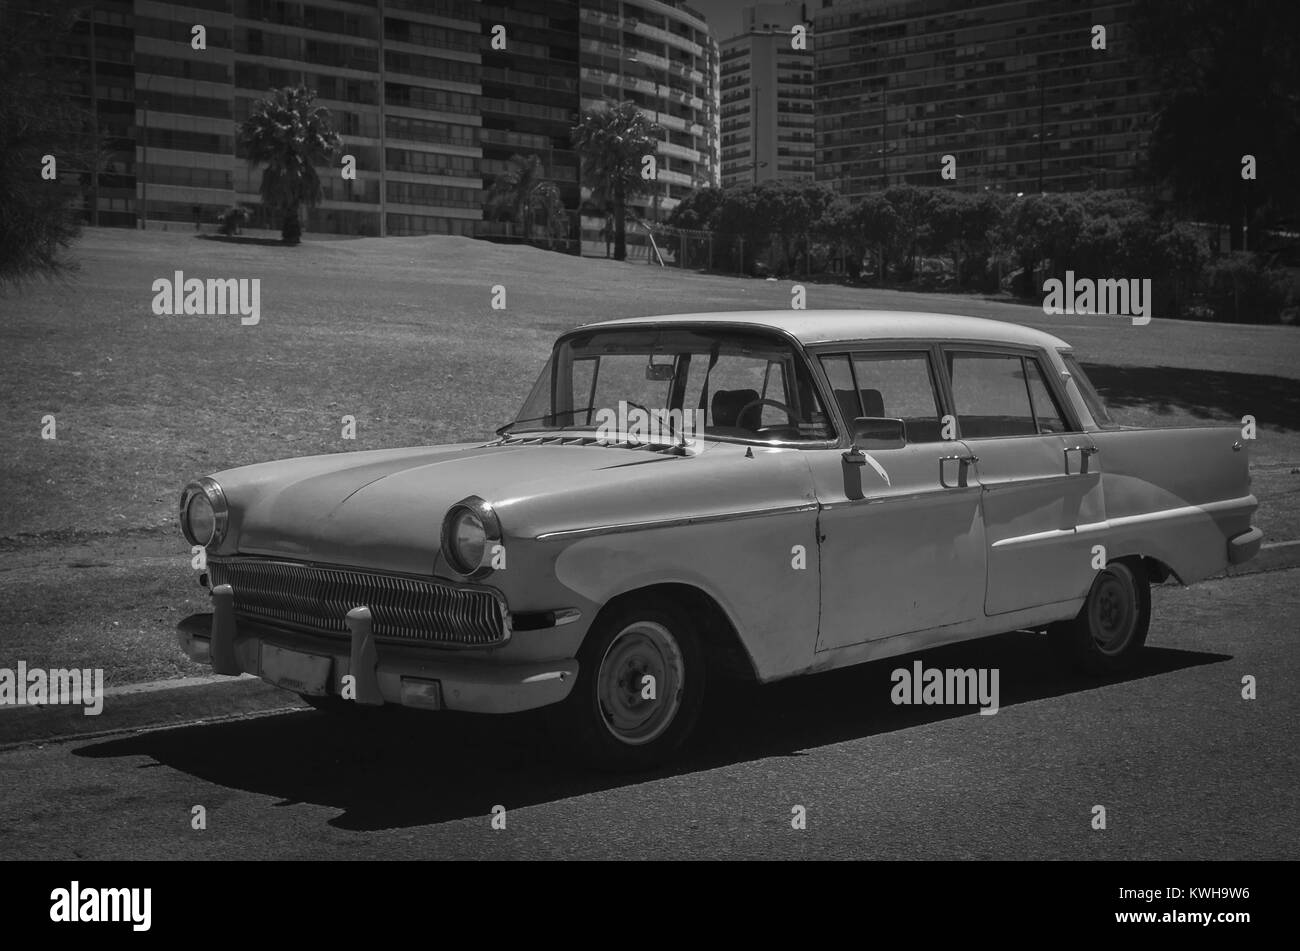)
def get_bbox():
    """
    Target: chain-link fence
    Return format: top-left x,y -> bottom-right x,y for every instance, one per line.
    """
575,217 -> 872,279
